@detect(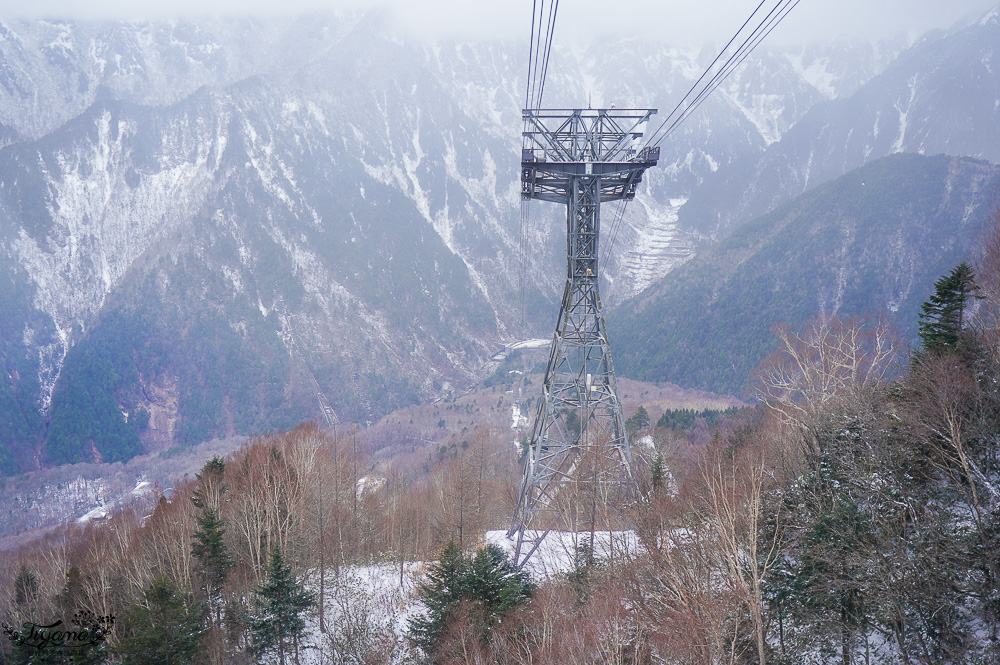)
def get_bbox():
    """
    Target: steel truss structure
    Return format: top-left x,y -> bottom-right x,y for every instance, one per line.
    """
509,108 -> 659,567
